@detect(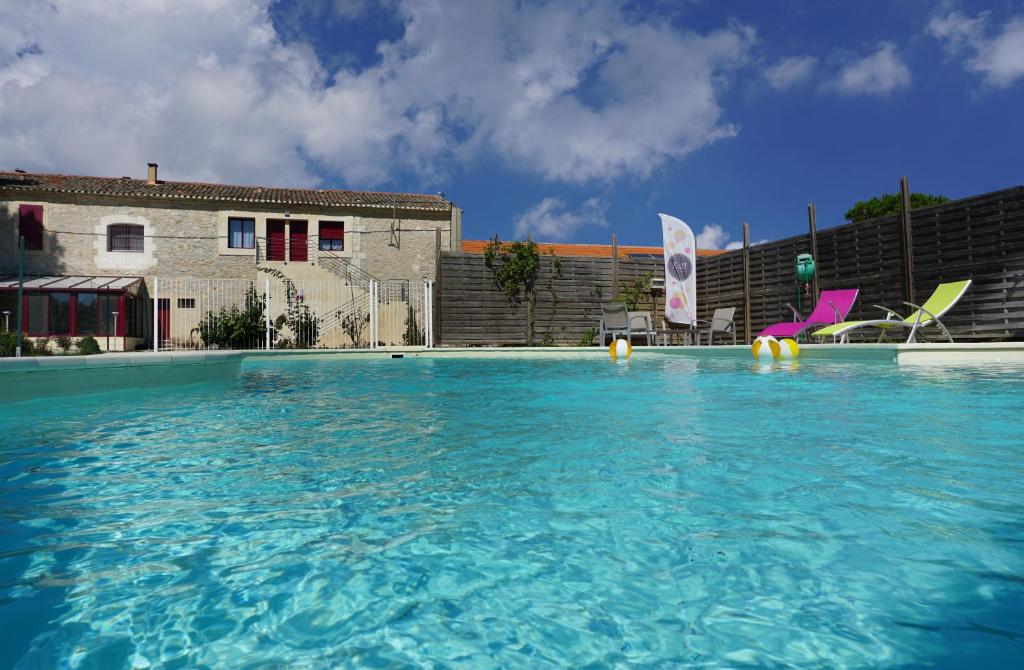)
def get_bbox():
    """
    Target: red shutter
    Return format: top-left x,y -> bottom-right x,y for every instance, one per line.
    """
18,204 -> 44,250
